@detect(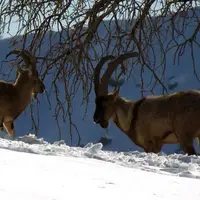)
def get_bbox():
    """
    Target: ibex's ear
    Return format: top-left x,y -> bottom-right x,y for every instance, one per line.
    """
17,67 -> 25,76
110,87 -> 120,102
